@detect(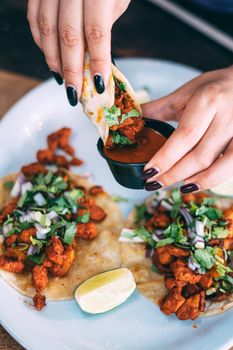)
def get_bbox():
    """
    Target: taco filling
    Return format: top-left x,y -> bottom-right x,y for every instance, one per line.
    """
0,128 -> 122,311
119,190 -> 233,320
104,79 -> 144,149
